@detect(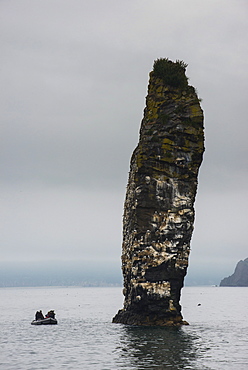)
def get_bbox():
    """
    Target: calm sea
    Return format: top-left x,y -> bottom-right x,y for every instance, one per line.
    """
0,286 -> 247,369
